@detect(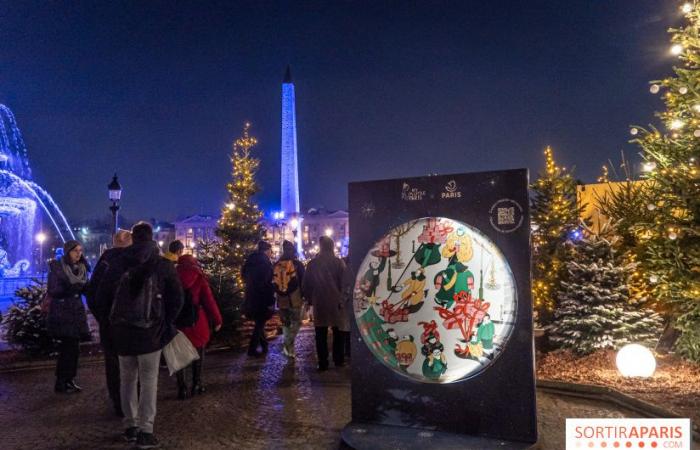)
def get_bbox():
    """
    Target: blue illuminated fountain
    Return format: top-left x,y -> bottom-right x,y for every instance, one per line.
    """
0,104 -> 74,284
